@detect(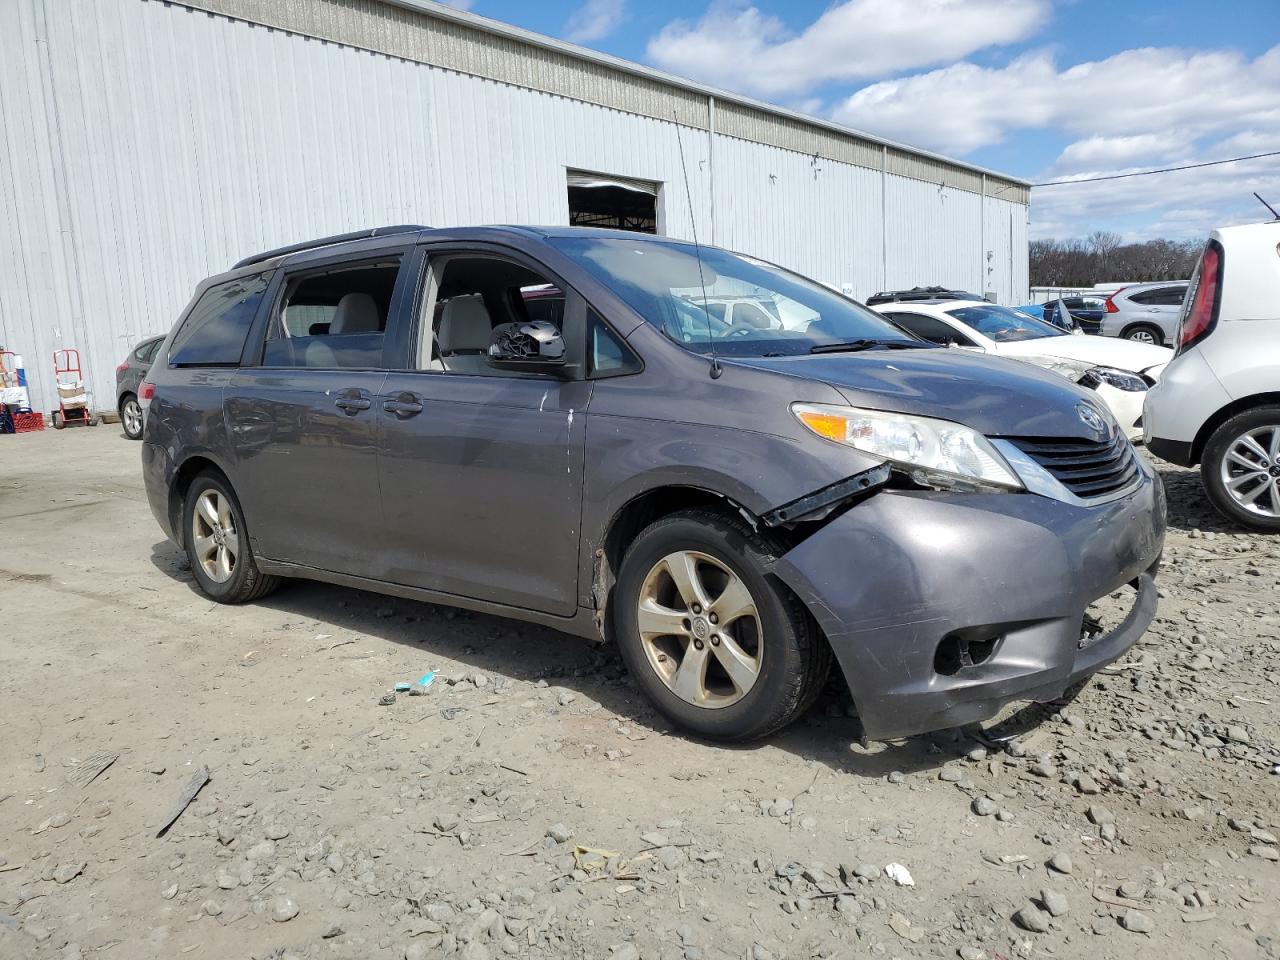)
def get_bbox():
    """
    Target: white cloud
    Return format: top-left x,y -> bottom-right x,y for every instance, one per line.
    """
1052,134 -> 1191,174
646,0 -> 1048,98
1031,152 -> 1280,240
564,0 -> 626,44
833,45 -> 1280,157
832,42 -> 1280,238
